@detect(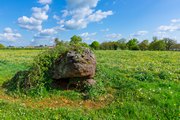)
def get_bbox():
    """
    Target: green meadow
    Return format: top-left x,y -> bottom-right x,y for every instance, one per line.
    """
0,50 -> 179,120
